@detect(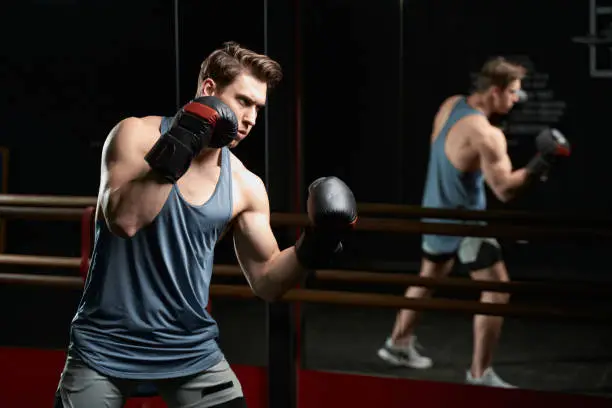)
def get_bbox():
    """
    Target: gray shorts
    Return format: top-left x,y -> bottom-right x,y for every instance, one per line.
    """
54,355 -> 244,408
423,237 -> 502,271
